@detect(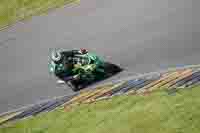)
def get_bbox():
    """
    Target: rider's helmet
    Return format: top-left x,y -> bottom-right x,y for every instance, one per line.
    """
51,50 -> 62,63
80,48 -> 88,54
